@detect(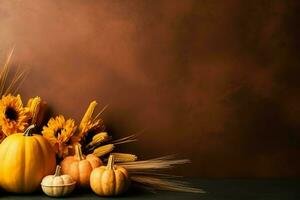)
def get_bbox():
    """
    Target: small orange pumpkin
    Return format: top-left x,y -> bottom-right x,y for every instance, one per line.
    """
60,144 -> 102,187
90,155 -> 130,196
